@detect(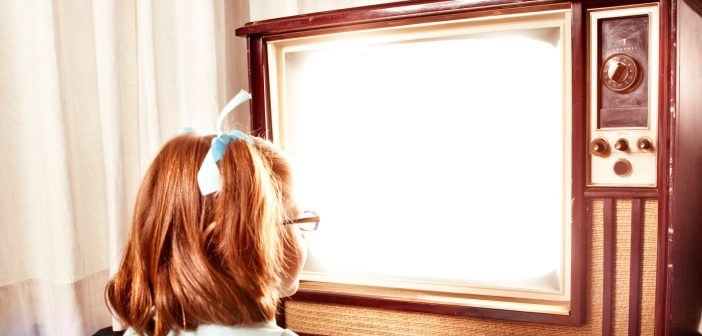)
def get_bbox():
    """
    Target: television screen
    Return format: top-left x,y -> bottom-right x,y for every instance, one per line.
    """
267,8 -> 573,313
